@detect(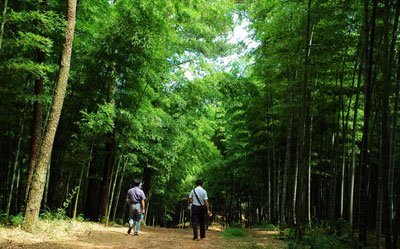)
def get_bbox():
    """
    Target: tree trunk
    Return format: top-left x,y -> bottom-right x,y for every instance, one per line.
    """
376,0 -> 391,248
142,165 -> 154,197
339,45 -> 351,220
267,151 -> 271,222
23,0 -> 77,231
387,1 -> 400,247
25,0 -> 48,203
145,195 -> 150,224
388,35 -> 400,249
73,138 -> 95,219
14,162 -> 21,214
329,131 -> 337,223
349,22 -> 365,232
26,52 -> 45,203
296,0 -> 313,235
394,177 -> 399,248
0,0 -> 8,50
112,156 -> 128,222
6,122 -> 24,216
98,132 -> 116,221
358,0 -> 376,246
106,156 -> 121,225
272,136 -> 277,223
42,158 -> 51,210
98,73 -> 116,220
307,116 -> 313,227
350,64 -> 362,229
281,112 -> 292,225
292,140 -> 299,225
